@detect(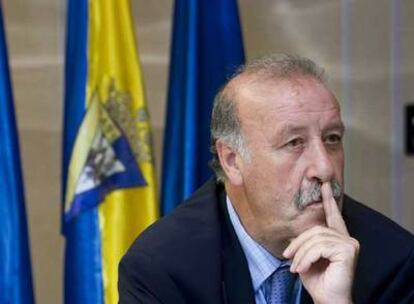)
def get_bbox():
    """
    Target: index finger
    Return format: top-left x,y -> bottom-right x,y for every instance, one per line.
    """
322,183 -> 348,235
